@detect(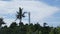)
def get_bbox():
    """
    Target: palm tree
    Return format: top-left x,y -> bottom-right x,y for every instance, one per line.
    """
16,7 -> 27,23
